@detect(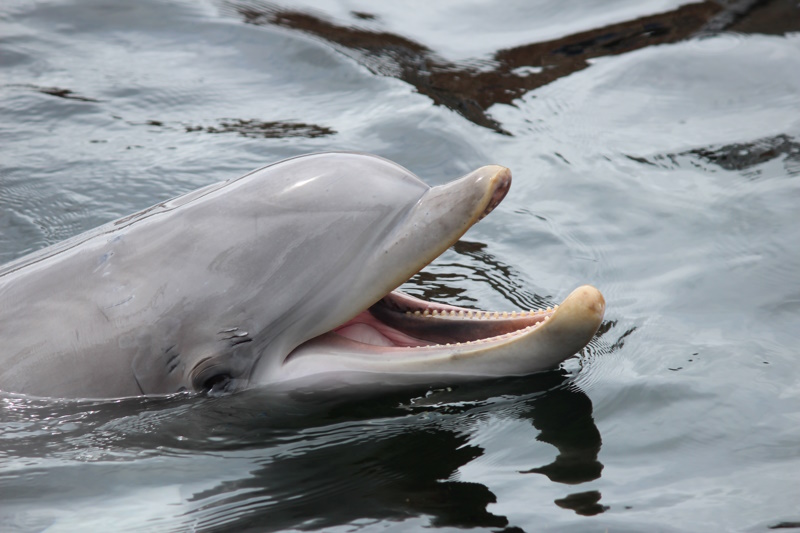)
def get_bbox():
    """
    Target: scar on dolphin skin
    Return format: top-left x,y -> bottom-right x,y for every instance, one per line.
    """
0,152 -> 604,399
